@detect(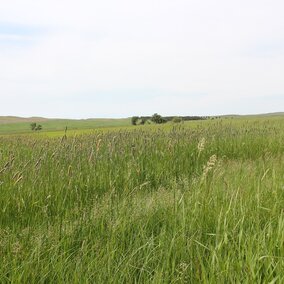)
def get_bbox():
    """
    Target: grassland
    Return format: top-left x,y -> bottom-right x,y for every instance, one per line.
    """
0,116 -> 283,283
0,117 -> 130,135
